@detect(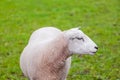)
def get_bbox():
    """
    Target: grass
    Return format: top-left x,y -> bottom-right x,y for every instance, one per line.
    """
0,0 -> 119,80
